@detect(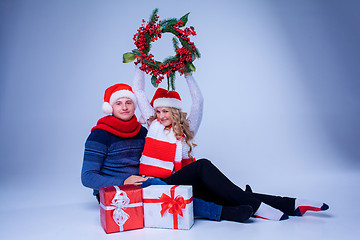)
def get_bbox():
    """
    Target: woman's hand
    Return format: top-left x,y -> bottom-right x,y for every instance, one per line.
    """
184,72 -> 191,76
124,175 -> 149,185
